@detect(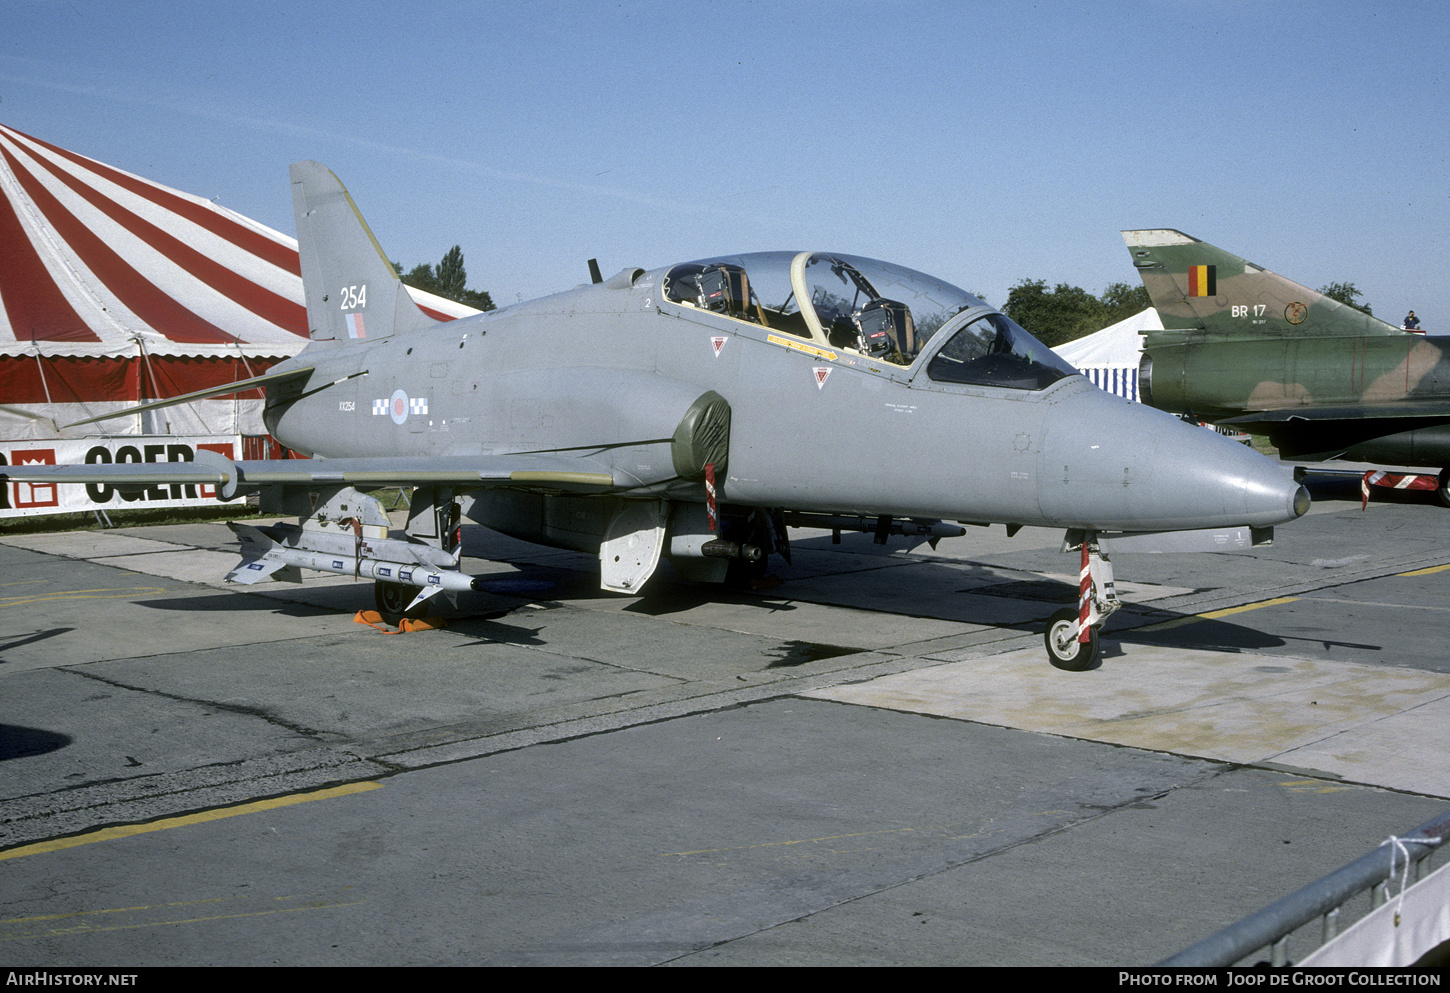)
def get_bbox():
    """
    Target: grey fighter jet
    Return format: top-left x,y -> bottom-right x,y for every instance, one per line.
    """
0,164 -> 1310,670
